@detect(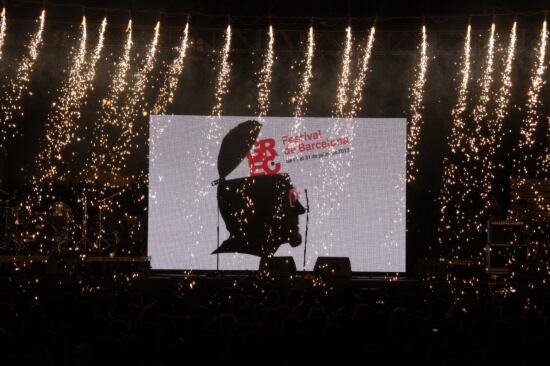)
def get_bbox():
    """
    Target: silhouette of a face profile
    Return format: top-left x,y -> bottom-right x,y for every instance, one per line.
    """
212,120 -> 305,259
